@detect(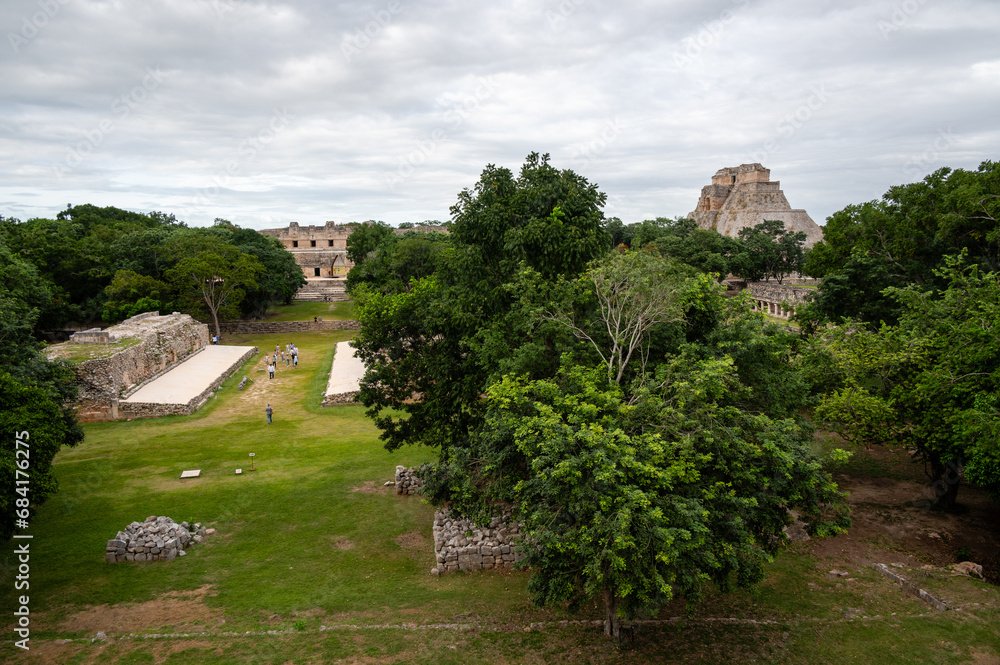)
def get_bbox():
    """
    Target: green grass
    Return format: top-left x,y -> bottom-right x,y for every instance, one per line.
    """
3,329 -> 999,663
46,336 -> 143,364
265,300 -> 356,322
